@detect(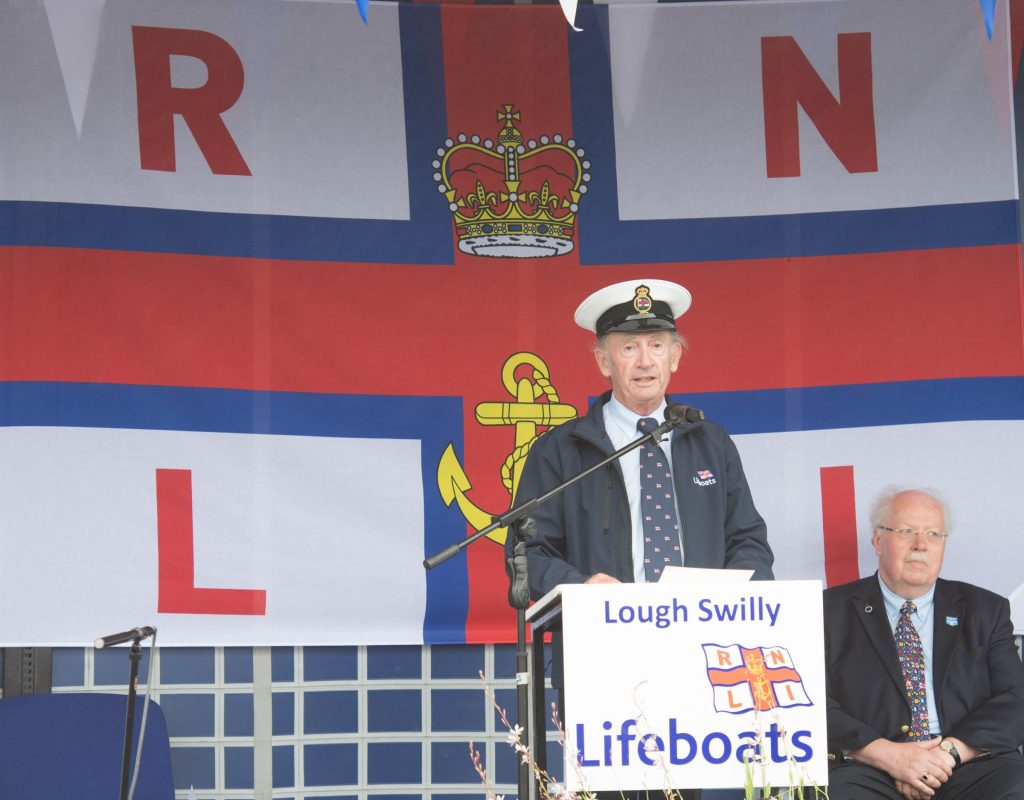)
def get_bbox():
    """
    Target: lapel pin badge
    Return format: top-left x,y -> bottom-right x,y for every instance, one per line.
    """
864,605 -> 873,613
946,616 -> 959,627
